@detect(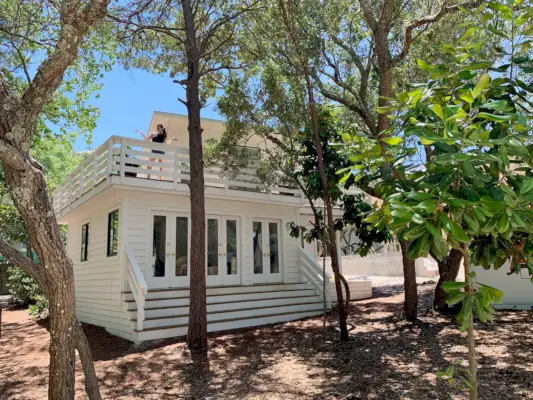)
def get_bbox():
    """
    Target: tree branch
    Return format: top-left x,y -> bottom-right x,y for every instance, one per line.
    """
0,237 -> 46,288
14,0 -> 110,145
392,0 -> 483,67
